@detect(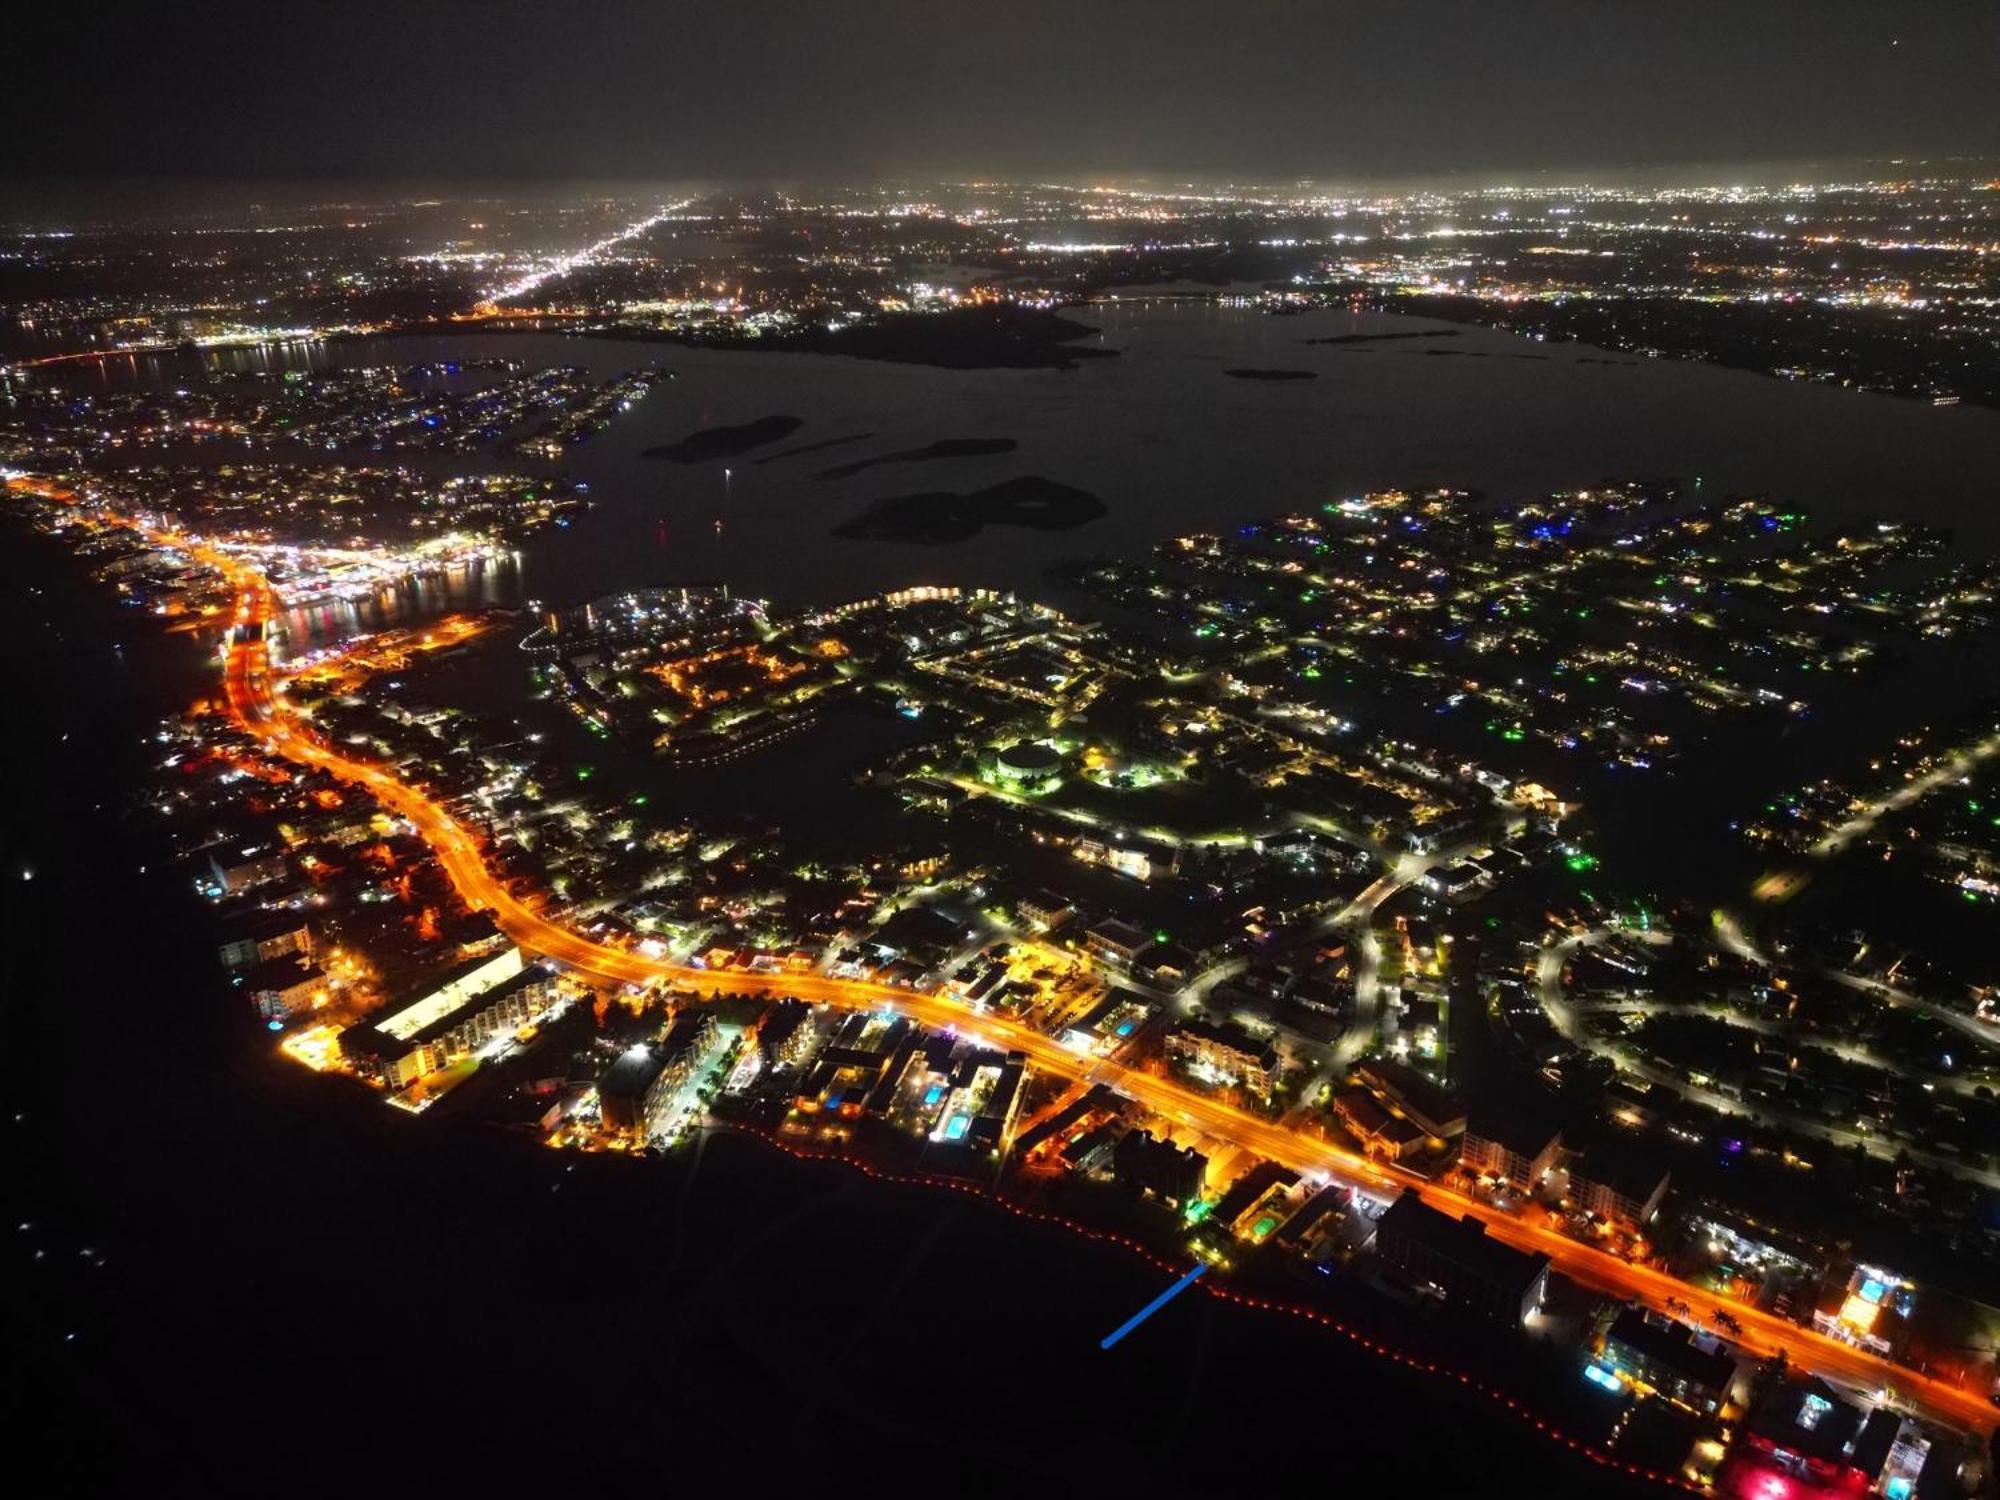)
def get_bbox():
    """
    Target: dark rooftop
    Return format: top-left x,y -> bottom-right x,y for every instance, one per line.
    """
1377,1189 -> 1550,1296
1605,1307 -> 1736,1394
